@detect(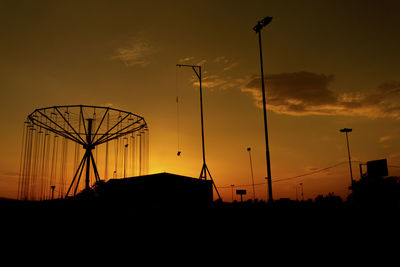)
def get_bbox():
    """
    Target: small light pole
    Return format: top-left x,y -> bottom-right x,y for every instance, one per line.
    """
299,183 -> 304,201
247,147 -> 256,200
340,128 -> 354,185
124,143 -> 129,178
231,184 -> 235,202
264,177 -> 268,202
253,16 -> 273,204
50,185 -> 56,200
